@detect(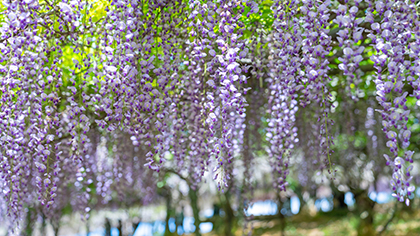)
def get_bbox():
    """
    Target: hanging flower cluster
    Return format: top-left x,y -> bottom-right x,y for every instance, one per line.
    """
334,0 -> 365,100
267,0 -> 334,190
0,0 -> 419,230
0,0 -> 68,225
366,0 -> 417,205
